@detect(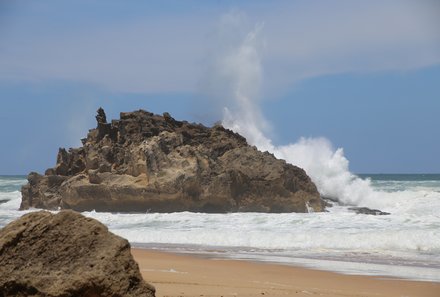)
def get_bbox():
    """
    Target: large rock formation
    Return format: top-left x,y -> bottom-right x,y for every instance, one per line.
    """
0,210 -> 155,297
21,108 -> 324,213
